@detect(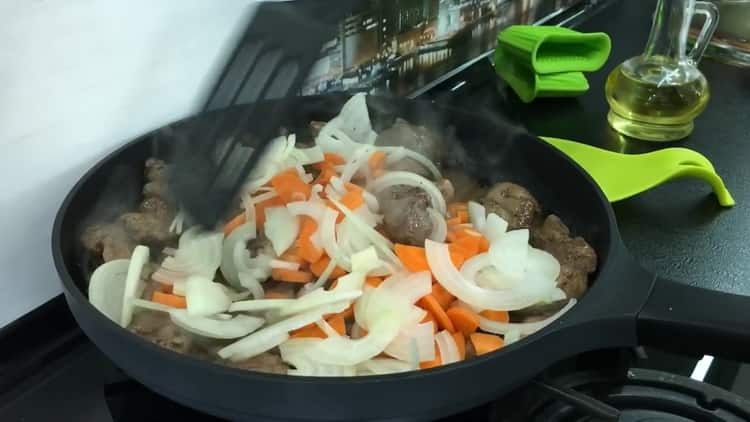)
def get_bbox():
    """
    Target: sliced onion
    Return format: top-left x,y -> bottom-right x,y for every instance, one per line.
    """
315,318 -> 341,338
435,330 -> 461,364
380,146 -> 442,180
275,288 -> 362,317
483,213 -> 509,242
291,145 -> 325,166
280,339 -> 357,377
504,329 -> 521,345
228,299 -> 297,313
88,259 -> 130,324
329,197 -> 401,268
353,204 -> 383,227
460,253 -> 491,283
169,310 -> 264,339
168,210 -> 185,235
238,272 -> 265,299
385,321 -> 435,362
264,206 -> 300,256
341,146 -> 375,183
425,240 -> 541,311
467,201 -> 486,231
220,222 -> 256,288
248,190 -> 279,206
286,201 -> 329,222
221,285 -> 252,302
270,259 -> 300,271
130,298 -> 172,313
479,299 -> 577,336
318,208 -> 350,270
368,171 -> 447,216
527,247 -> 561,281
357,358 -> 412,375
488,229 -> 530,284
334,93 -> 378,144
184,276 -> 232,317
218,302 -> 345,361
121,245 -> 150,327
173,280 -> 186,296
380,271 -> 432,304
428,207 -> 447,242
317,122 -> 360,159
307,256 -> 339,292
162,228 -> 223,280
